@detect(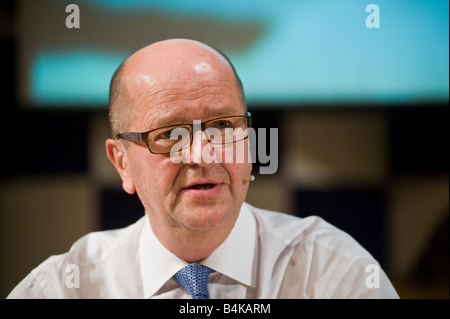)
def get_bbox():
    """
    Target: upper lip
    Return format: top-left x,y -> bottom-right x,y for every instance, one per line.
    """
182,180 -> 221,189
